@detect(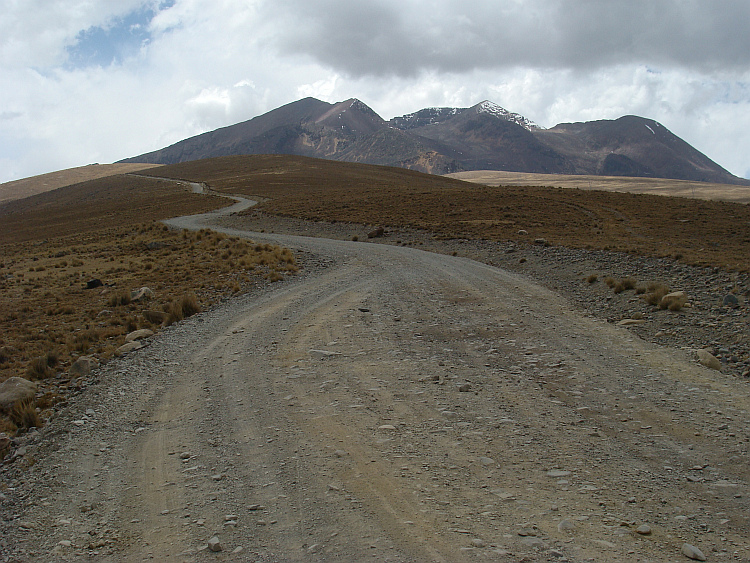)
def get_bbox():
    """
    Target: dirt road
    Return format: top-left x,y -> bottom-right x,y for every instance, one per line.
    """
3,204 -> 749,562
